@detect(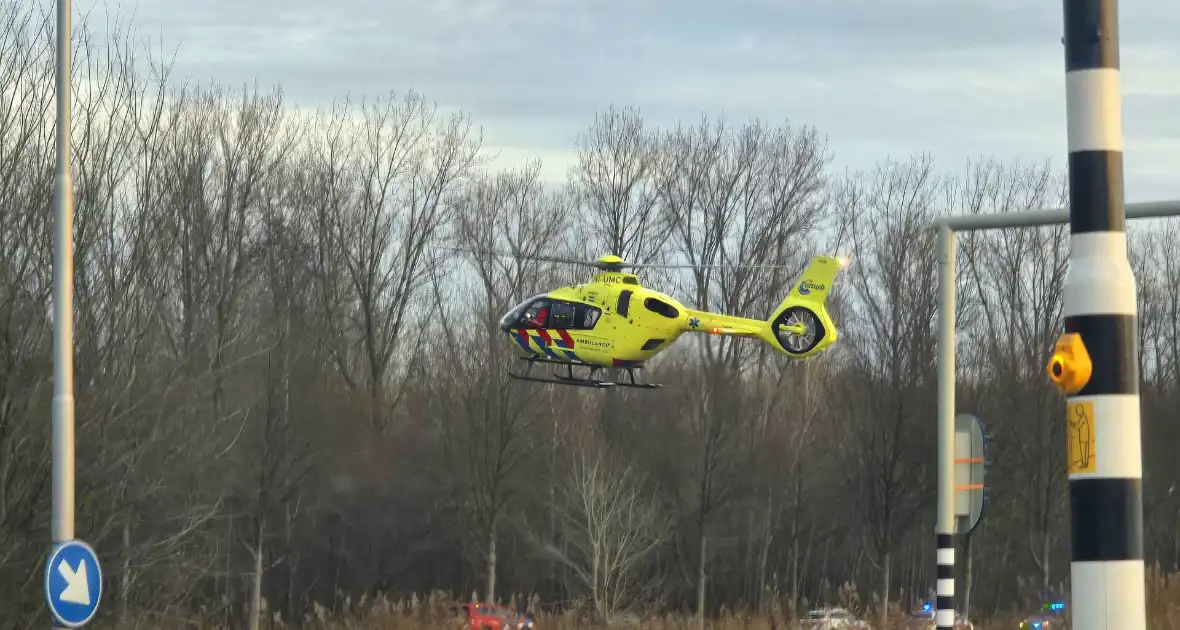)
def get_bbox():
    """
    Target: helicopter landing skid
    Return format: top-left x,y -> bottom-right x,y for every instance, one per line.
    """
508,356 -> 662,389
